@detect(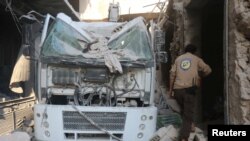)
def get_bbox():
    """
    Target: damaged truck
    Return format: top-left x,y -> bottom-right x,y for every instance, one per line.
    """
19,13 -> 164,141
